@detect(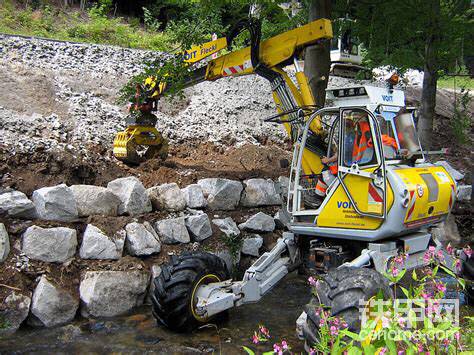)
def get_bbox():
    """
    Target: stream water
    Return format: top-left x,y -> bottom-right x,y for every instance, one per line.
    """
0,273 -> 310,354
